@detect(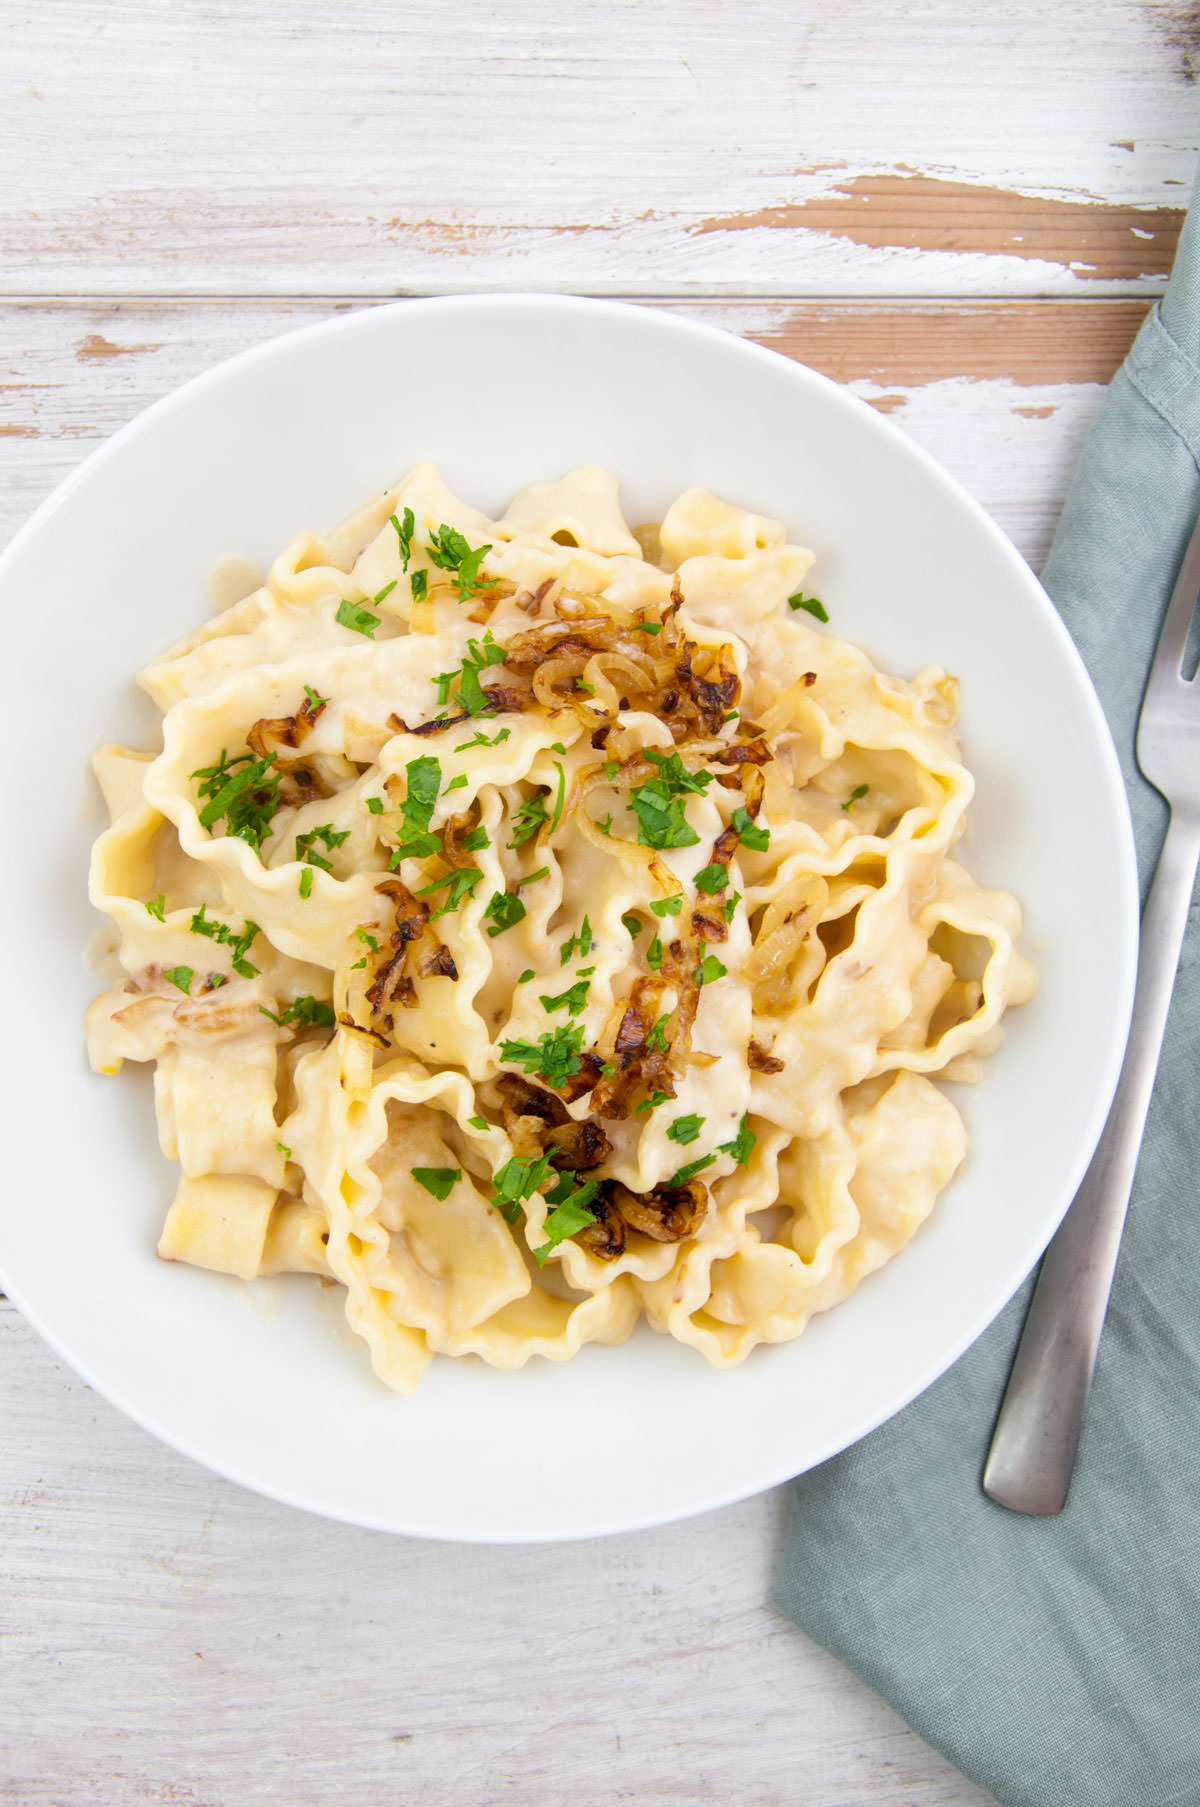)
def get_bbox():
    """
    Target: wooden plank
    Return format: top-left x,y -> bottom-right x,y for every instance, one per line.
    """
0,297 -> 1138,572
0,0 -> 1191,297
0,1299 -> 997,1807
